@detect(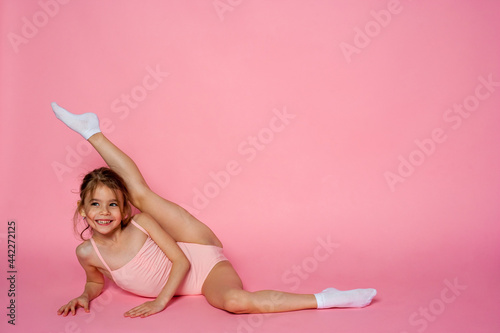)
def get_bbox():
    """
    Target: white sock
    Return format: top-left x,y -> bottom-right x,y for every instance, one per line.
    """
51,102 -> 101,140
314,287 -> 377,308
